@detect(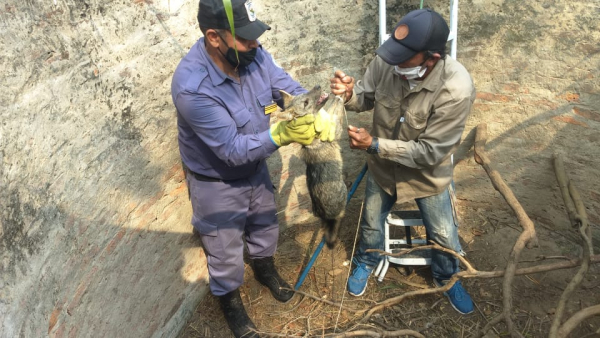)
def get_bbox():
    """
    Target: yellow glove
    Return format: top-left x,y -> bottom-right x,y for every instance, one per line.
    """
315,108 -> 336,142
269,114 -> 316,146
